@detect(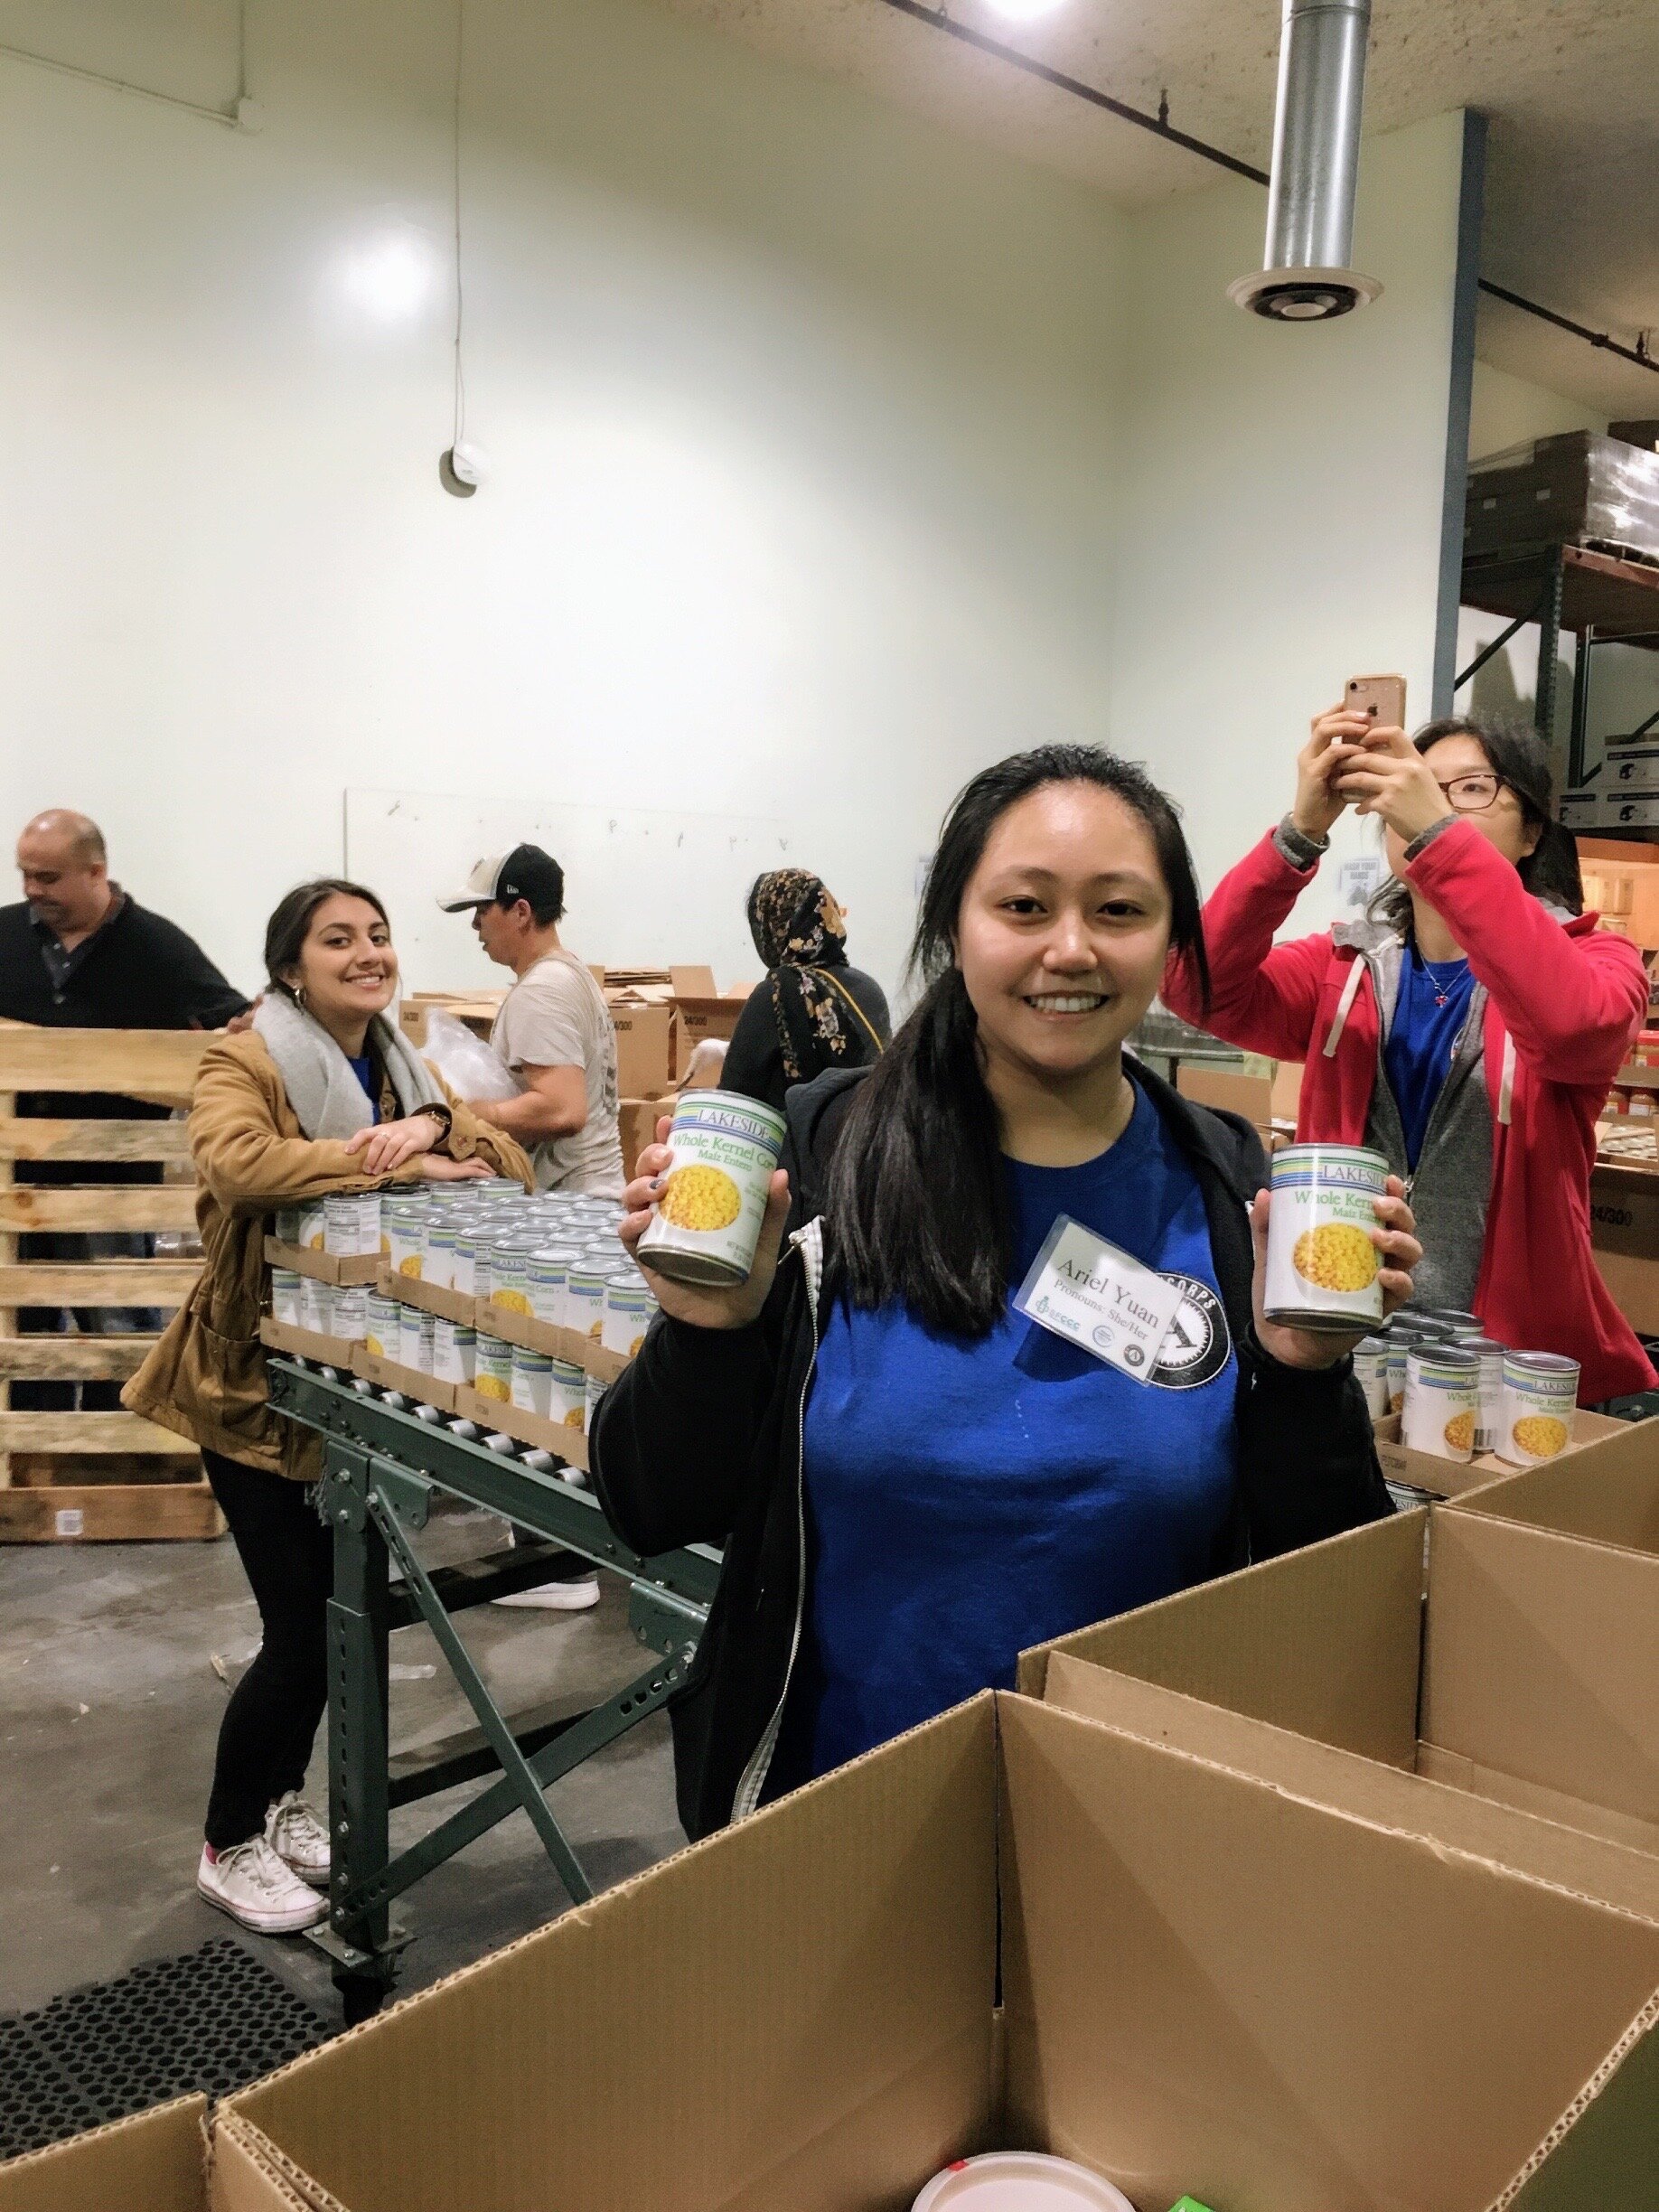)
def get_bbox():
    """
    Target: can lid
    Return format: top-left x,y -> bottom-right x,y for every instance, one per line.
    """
1408,1345 -> 1480,1370
1504,1351 -> 1581,1375
910,2156 -> 1136,2211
